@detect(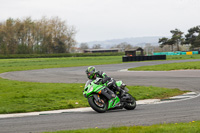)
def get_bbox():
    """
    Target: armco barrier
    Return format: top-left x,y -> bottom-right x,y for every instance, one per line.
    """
122,55 -> 166,62
186,51 -> 193,55
193,51 -> 198,54
154,51 -> 199,55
